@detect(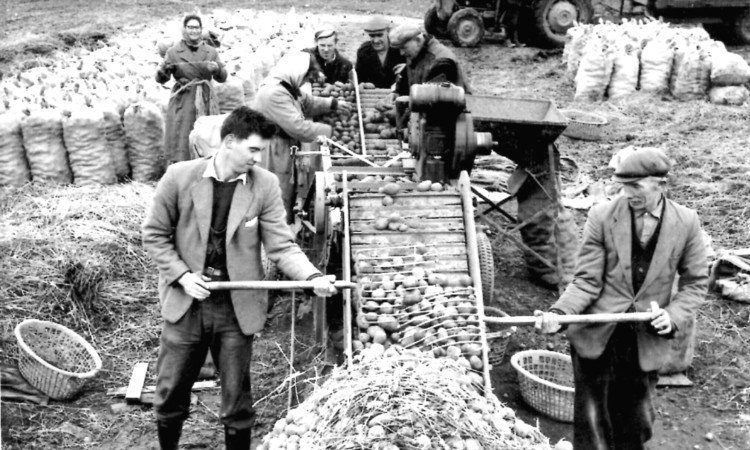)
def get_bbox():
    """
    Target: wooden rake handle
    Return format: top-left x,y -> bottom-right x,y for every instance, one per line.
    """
483,311 -> 653,326
206,280 -> 357,291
